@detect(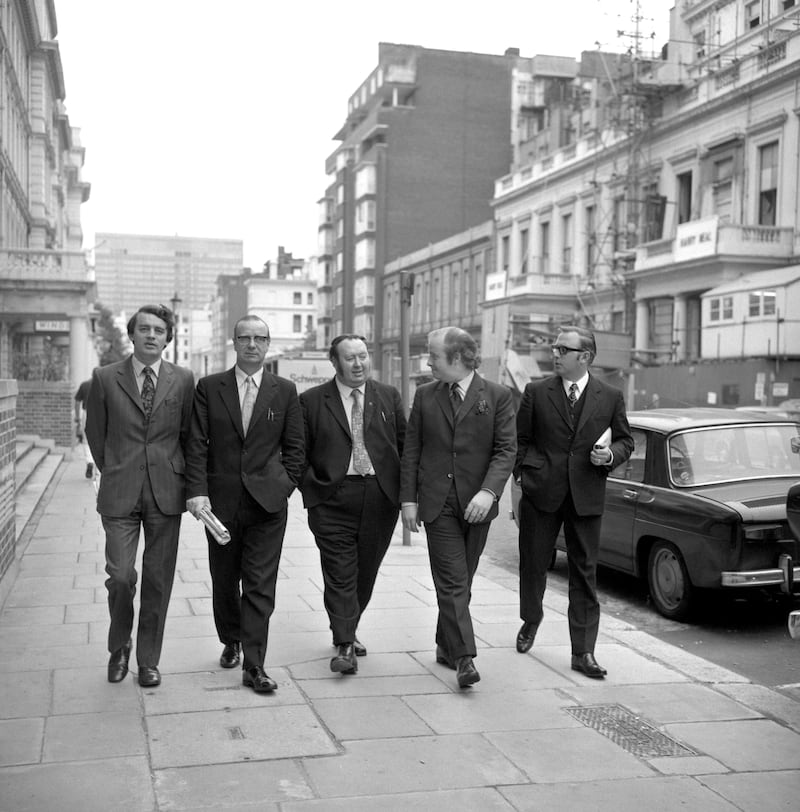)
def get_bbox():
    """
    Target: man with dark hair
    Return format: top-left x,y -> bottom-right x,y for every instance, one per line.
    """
299,335 -> 406,675
74,376 -> 95,478
514,325 -> 633,678
185,315 -> 304,694
86,304 -> 195,687
401,326 -> 516,689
